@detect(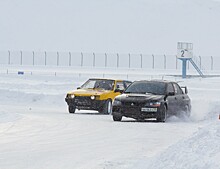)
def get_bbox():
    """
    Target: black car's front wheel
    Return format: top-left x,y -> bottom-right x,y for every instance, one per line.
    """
156,105 -> 167,122
112,112 -> 122,121
68,105 -> 76,113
